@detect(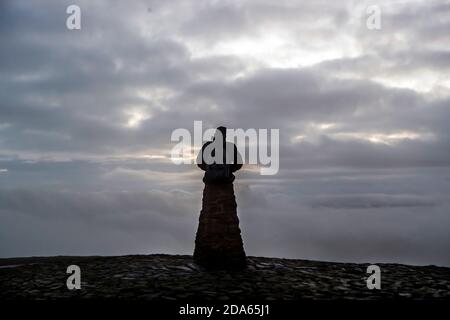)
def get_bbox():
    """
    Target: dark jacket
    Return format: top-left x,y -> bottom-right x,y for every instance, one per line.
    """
197,139 -> 242,183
